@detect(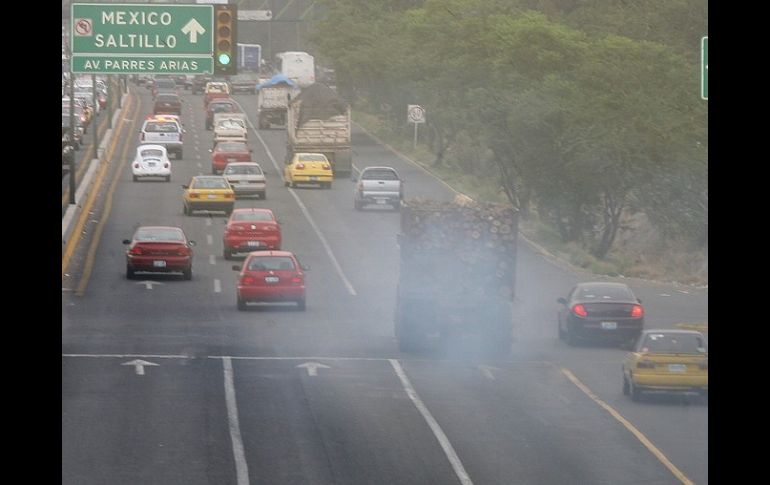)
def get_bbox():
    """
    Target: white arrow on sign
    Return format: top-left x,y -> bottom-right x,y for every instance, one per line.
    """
477,364 -> 500,381
122,359 -> 159,376
136,281 -> 163,290
181,18 -> 206,44
296,362 -> 330,377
